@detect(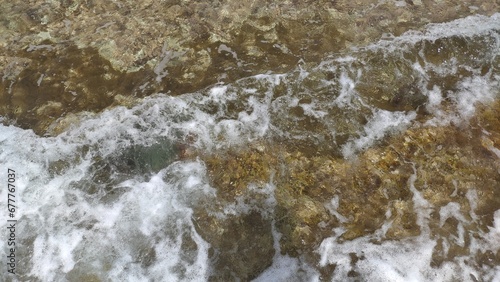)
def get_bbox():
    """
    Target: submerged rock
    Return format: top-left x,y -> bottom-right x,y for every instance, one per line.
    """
1,0 -> 498,135
199,98 -> 500,279
195,212 -> 274,281
0,44 -> 154,134
1,0 -> 499,279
